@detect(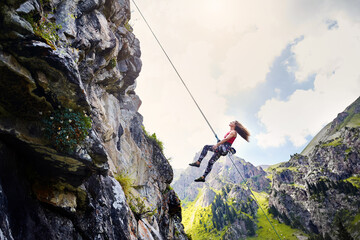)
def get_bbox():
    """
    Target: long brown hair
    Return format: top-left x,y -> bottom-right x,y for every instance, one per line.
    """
234,121 -> 250,142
